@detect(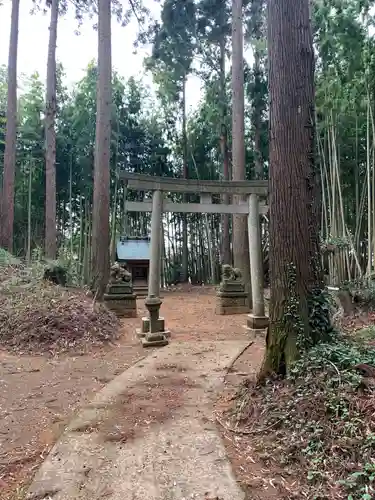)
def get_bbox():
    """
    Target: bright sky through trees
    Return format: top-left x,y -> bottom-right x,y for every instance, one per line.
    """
0,0 -> 203,109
